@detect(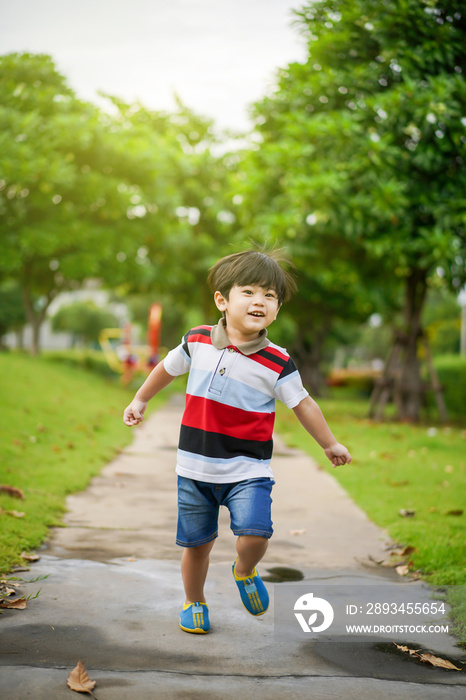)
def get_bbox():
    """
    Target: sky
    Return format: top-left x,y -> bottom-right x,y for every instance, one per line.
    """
0,0 -> 307,131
